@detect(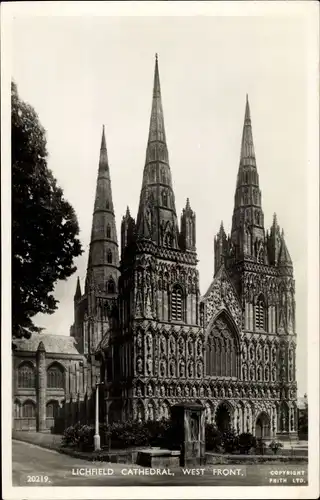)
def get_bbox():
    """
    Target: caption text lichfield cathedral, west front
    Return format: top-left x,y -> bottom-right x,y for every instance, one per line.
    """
13,56 -> 297,439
